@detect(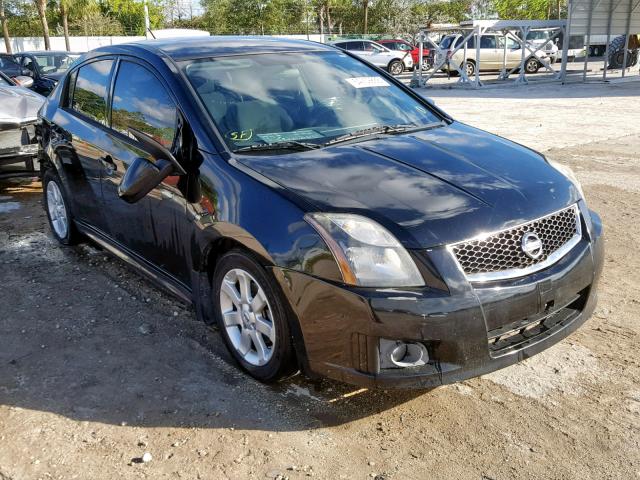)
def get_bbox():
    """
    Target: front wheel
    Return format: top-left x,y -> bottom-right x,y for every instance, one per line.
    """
388,60 -> 404,76
525,57 -> 541,74
465,60 -> 476,77
212,250 -> 297,382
